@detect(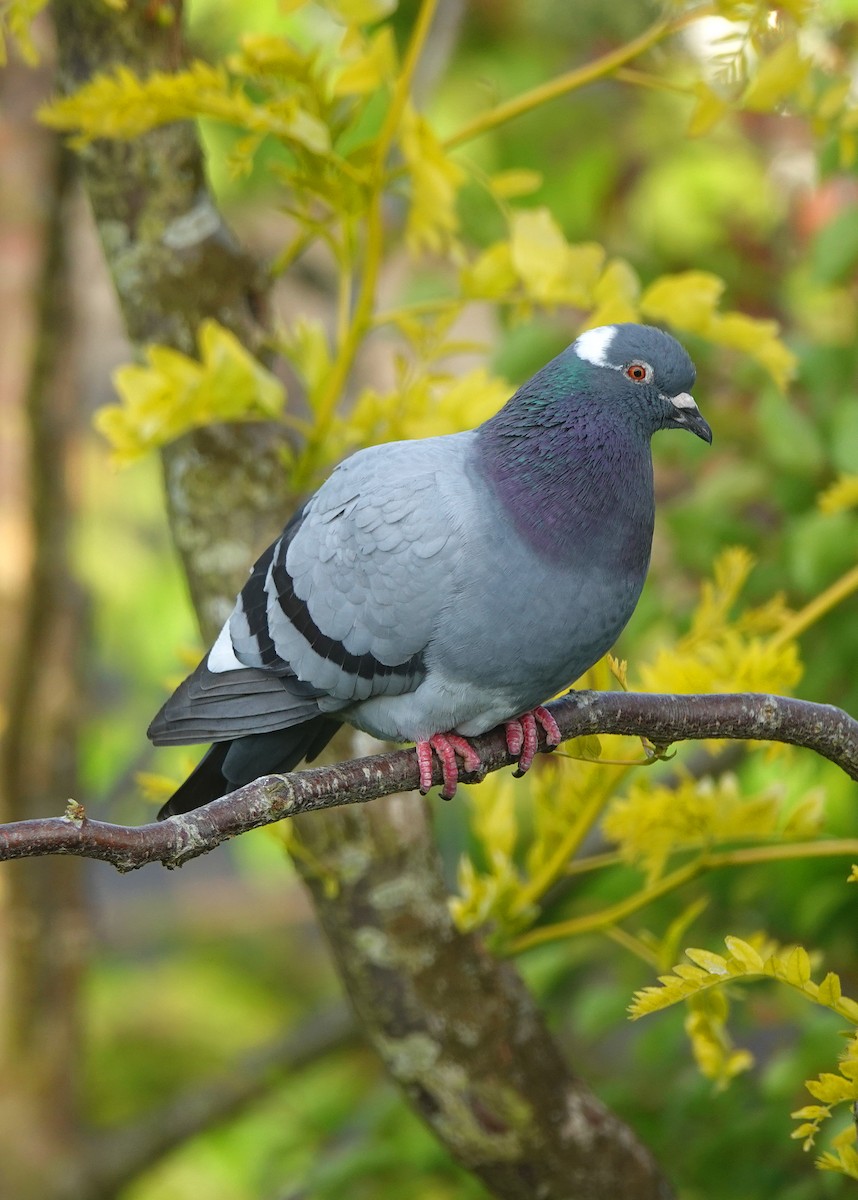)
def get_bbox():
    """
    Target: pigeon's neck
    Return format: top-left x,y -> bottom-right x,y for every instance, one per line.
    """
475,391 -> 655,566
